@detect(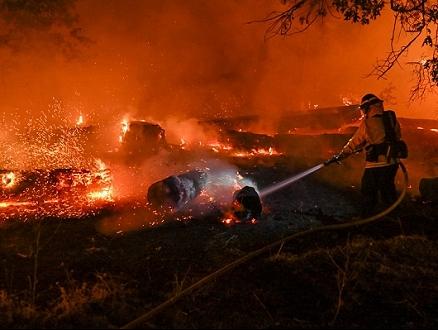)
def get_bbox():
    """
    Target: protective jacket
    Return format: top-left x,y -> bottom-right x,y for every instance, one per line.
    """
341,103 -> 401,168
